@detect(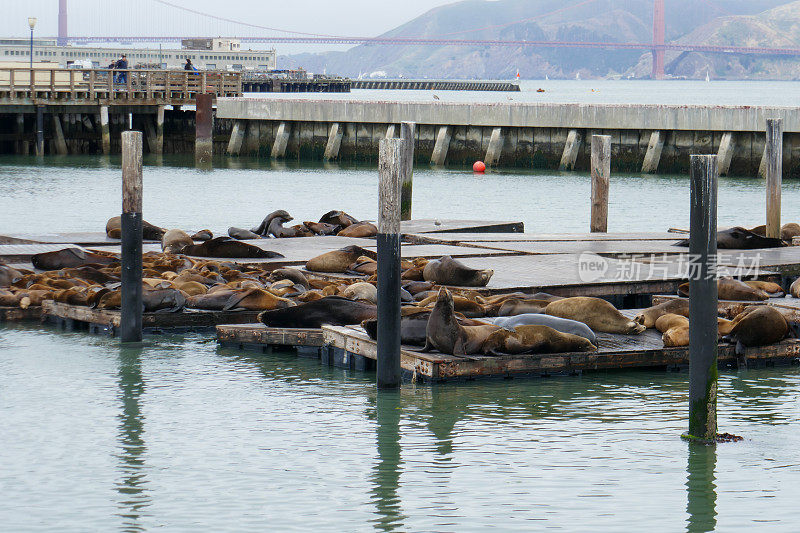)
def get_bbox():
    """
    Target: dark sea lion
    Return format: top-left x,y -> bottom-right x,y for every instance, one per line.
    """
634,298 -> 690,328
304,221 -> 339,236
402,281 -> 434,295
142,288 -> 186,313
337,222 -> 378,238
677,227 -> 784,250
228,227 -> 262,240
421,288 -> 501,355
182,237 -> 284,259
678,278 -> 768,301
258,296 -> 377,328
265,211 -> 297,238
305,246 -> 377,273
727,305 -> 788,350
361,308 -> 485,346
222,288 -> 294,311
490,314 -> 597,344
750,223 -> 800,242
62,266 -> 118,285
251,210 -> 293,236
185,289 -> 238,310
191,229 -> 213,241
319,210 -> 359,228
0,263 -> 23,286
422,256 -> 493,287
546,297 -> 646,334
106,216 -> 166,240
32,248 -> 117,270
482,325 -> 597,356
161,229 -> 194,254
270,268 -> 309,288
